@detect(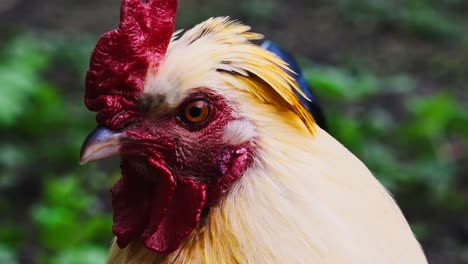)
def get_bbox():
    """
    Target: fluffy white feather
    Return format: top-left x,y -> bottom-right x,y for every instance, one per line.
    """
222,119 -> 257,145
